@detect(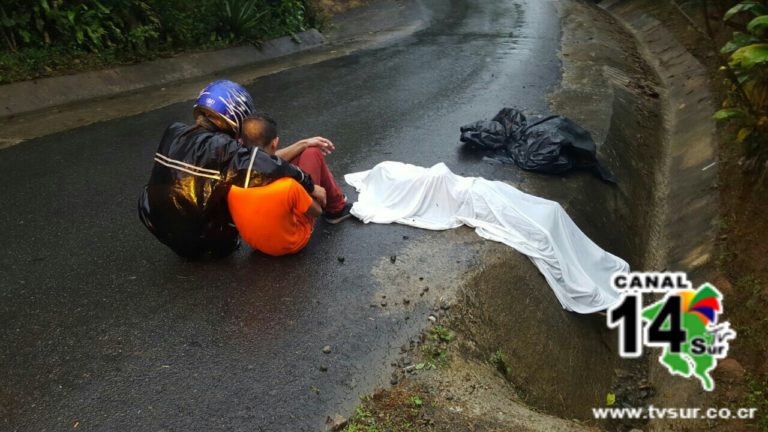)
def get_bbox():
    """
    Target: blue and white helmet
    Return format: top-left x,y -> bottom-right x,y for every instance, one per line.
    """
193,80 -> 255,135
